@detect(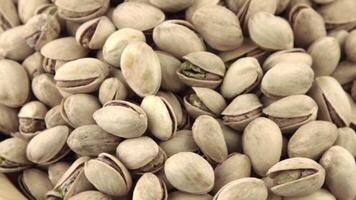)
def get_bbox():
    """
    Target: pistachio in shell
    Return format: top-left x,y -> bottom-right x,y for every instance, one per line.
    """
168,191 -> 213,200
0,137 -> 32,173
0,0 -> 20,32
48,162 -> 71,186
32,73 -> 63,107
98,77 -> 129,105
68,191 -> 112,200
283,189 -> 336,200
133,173 -> 167,200
44,105 -> 68,128
0,103 -> 19,135
18,101 -> 48,139
335,127 -> 356,157
18,168 -> 53,200
344,29 -> 356,63
22,52 -> 44,79
158,130 -> 199,157
331,61 -> 356,87
149,0 -> 193,12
